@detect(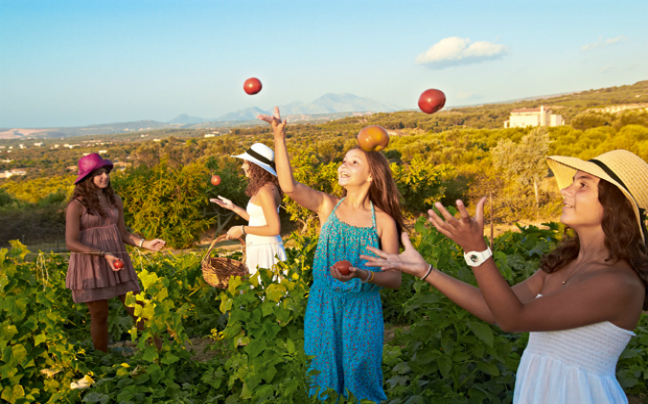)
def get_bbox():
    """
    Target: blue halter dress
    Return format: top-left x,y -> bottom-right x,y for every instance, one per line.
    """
304,198 -> 387,402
